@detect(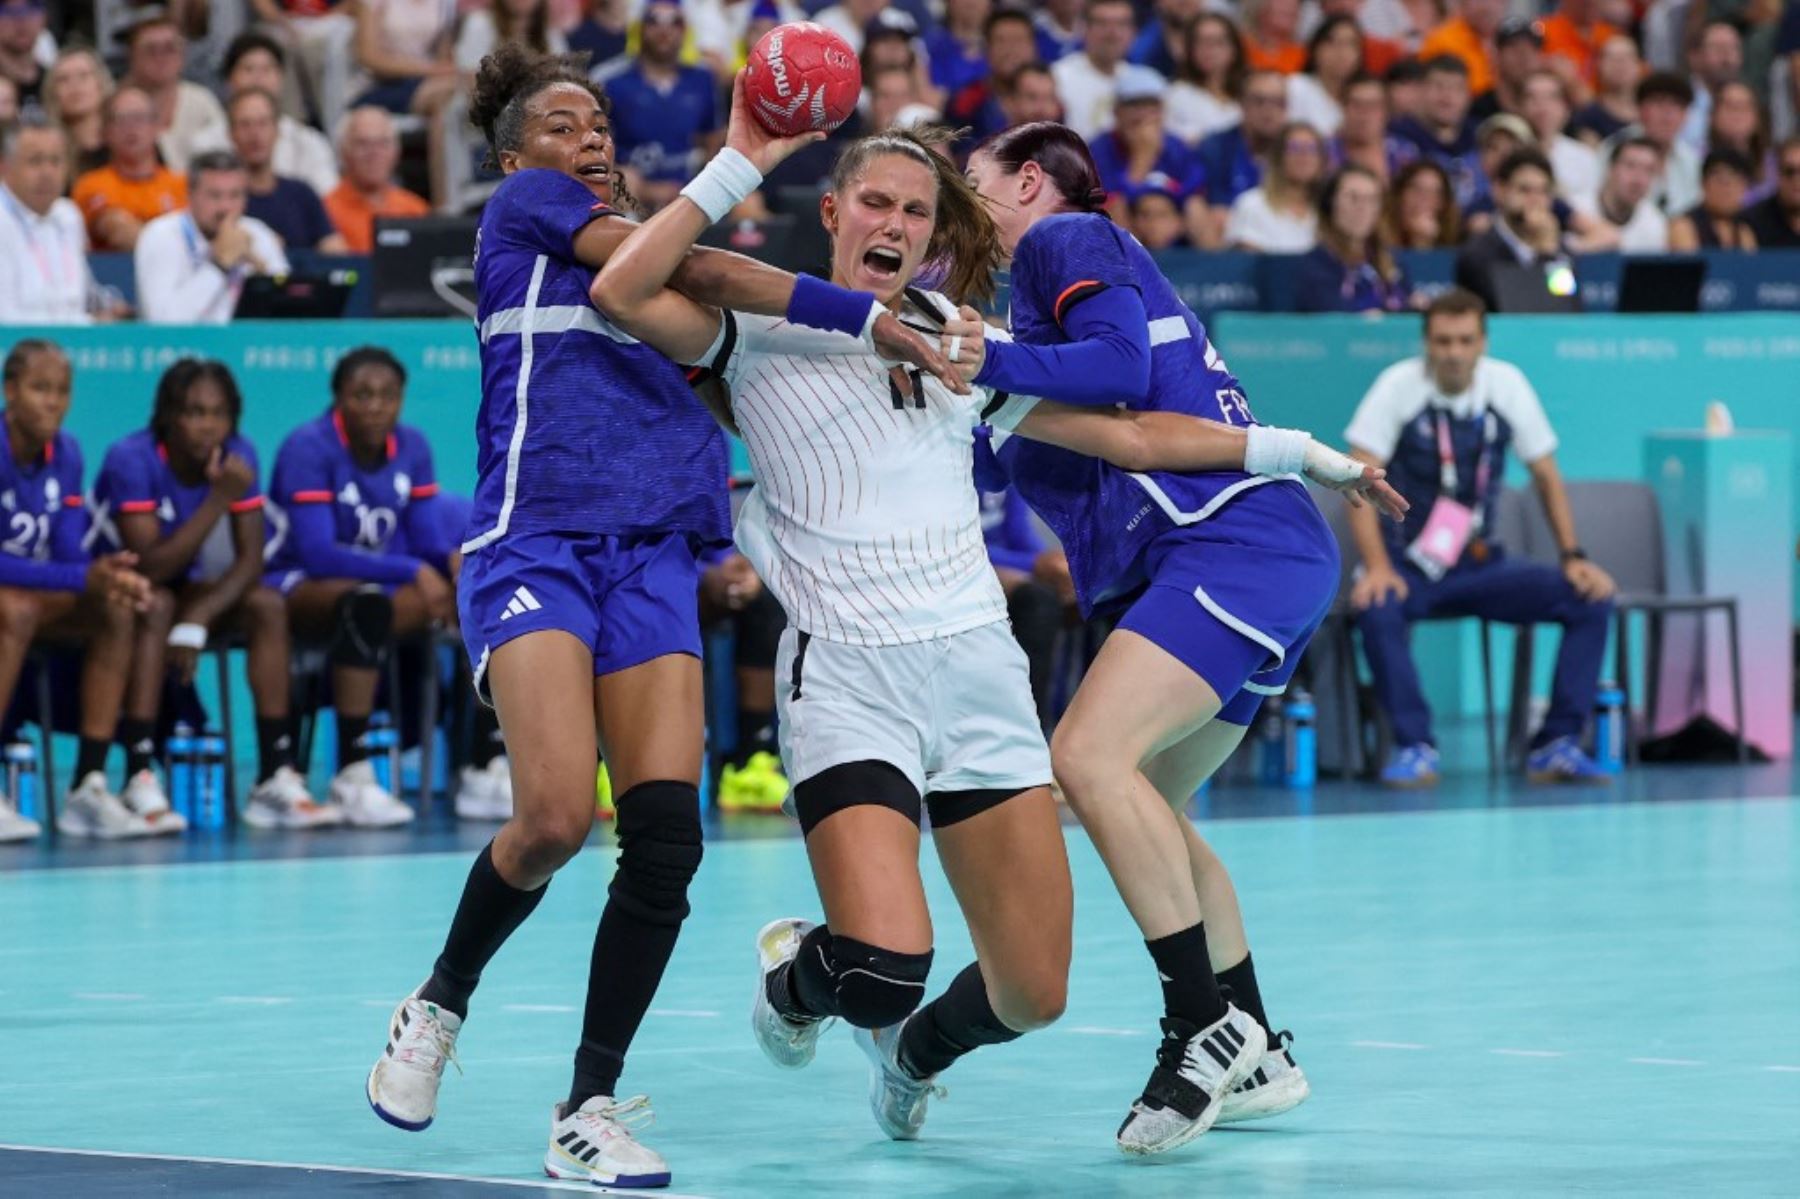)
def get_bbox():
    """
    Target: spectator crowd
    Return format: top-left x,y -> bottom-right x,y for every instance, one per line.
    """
2,0 -> 1800,320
